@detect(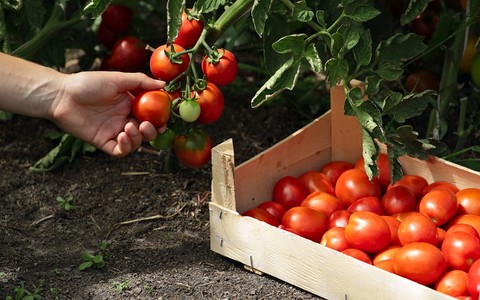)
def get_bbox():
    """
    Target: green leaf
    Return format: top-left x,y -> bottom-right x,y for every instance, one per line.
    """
376,60 -> 404,81
315,10 -> 326,28
271,33 -> 307,55
329,32 -> 343,57
387,144 -> 405,183
364,75 -> 383,95
2,0 -> 23,10
192,0 -> 227,14
93,255 -> 104,264
353,29 -> 372,67
375,33 -> 427,64
400,0 -> 433,25
294,1 -> 314,23
304,43 -> 322,73
78,261 -> 93,271
393,125 -> 436,159
325,57 -> 348,85
83,0 -> 112,18
251,0 -> 272,37
251,56 -> 301,108
355,100 -> 383,133
167,0 -> 184,44
383,91 -> 434,123
344,4 -> 381,22
81,252 -> 95,261
360,127 -> 380,180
